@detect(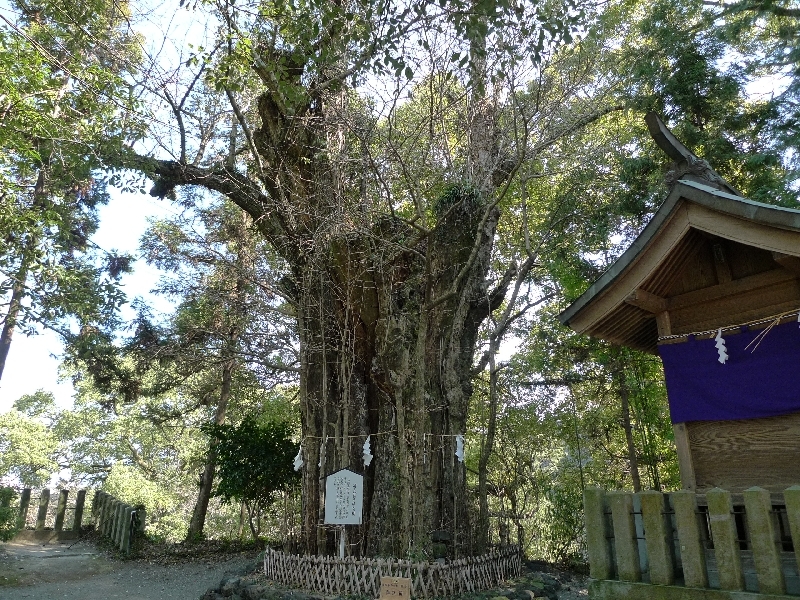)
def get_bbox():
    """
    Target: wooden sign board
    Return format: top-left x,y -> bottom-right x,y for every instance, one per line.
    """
323,468 -> 364,525
380,576 -> 412,600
